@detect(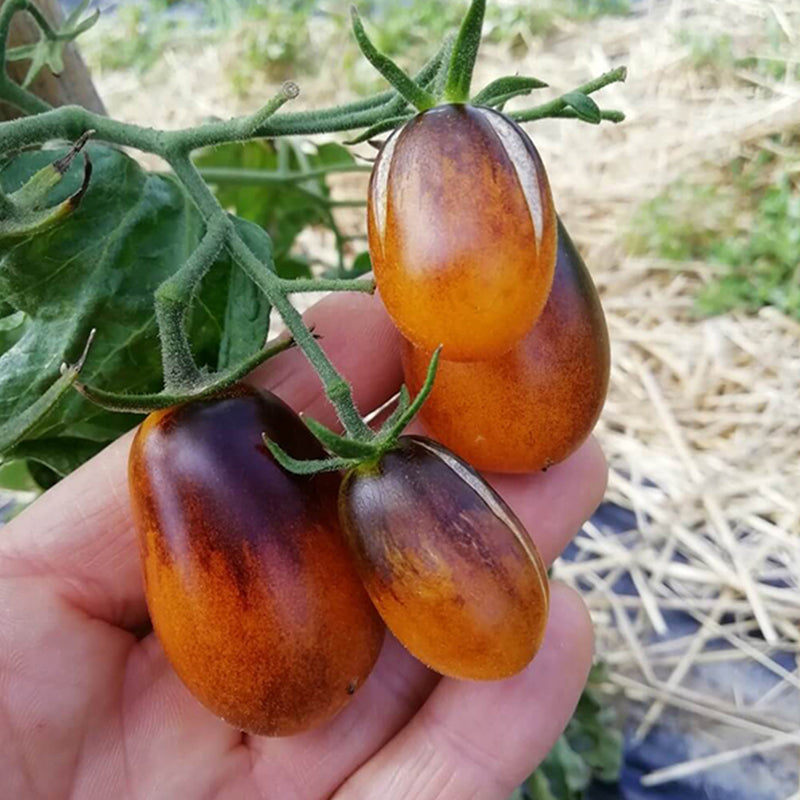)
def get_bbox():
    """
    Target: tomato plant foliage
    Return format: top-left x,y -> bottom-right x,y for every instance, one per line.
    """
196,138 -> 370,280
0,143 -> 273,479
